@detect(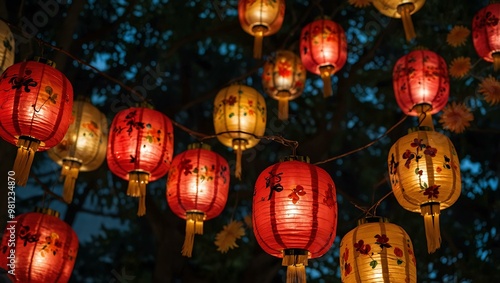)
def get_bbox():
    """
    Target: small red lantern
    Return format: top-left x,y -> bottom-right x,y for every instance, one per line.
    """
253,156 -> 337,283
0,59 -> 73,186
472,3 -> 500,70
393,50 -> 449,116
238,0 -> 285,59
0,208 -> 79,283
166,143 -> 230,257
300,18 -> 347,98
107,107 -> 174,216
